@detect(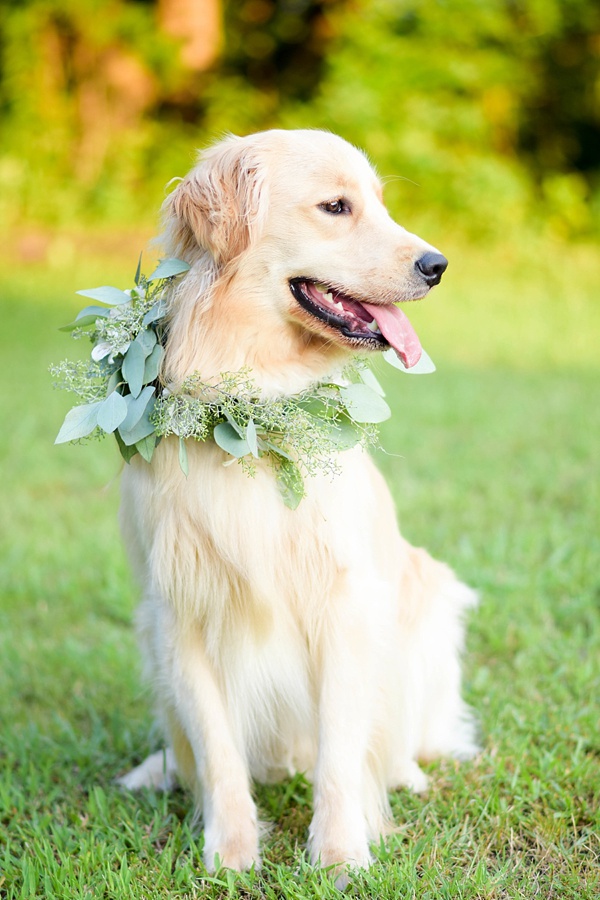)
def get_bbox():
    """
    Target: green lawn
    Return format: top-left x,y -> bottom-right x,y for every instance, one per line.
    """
1,243 -> 599,898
